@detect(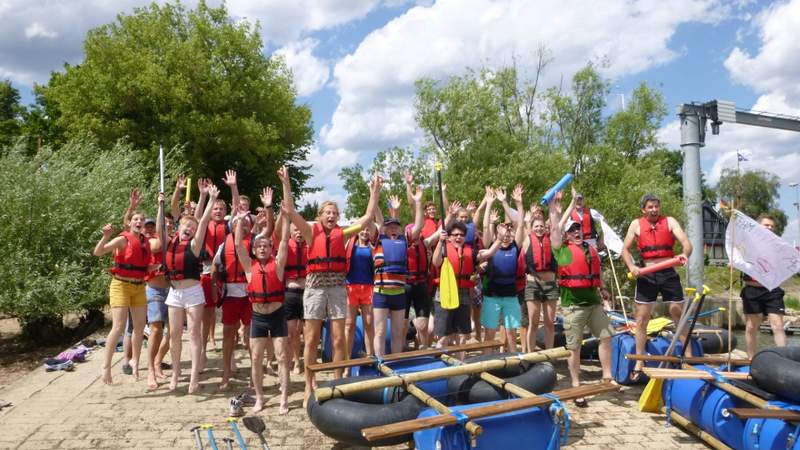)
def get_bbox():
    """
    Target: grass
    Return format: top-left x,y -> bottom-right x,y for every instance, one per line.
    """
785,296 -> 800,311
